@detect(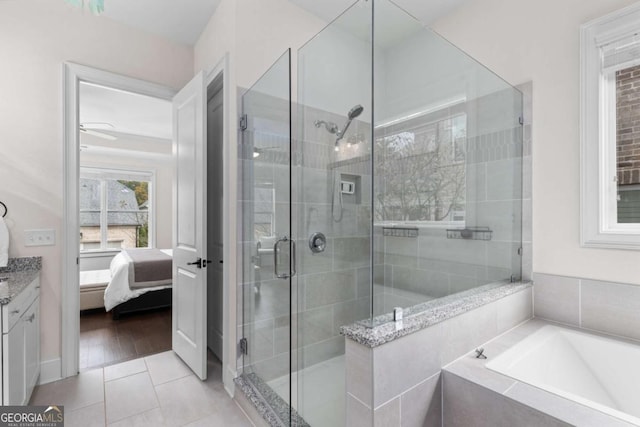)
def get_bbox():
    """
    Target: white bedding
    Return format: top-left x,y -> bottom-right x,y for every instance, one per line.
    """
104,249 -> 173,311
